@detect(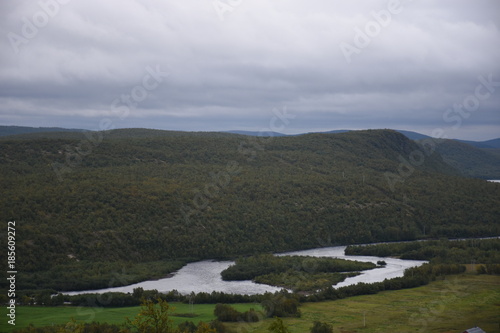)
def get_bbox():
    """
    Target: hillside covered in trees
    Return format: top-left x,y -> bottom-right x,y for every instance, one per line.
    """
431,138 -> 500,179
0,129 -> 499,291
